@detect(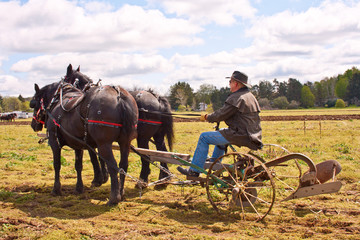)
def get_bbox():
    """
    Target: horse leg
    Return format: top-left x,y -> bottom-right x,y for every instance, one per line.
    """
74,149 -> 84,194
97,143 -> 121,205
137,138 -> 151,184
99,155 -> 109,184
119,141 -> 130,200
88,150 -> 107,187
49,138 -> 62,196
153,132 -> 170,180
